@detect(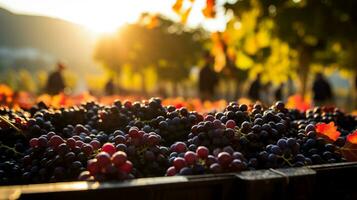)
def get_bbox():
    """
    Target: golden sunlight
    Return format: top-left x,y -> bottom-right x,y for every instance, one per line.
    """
0,0 -> 176,34
62,1 -> 140,34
